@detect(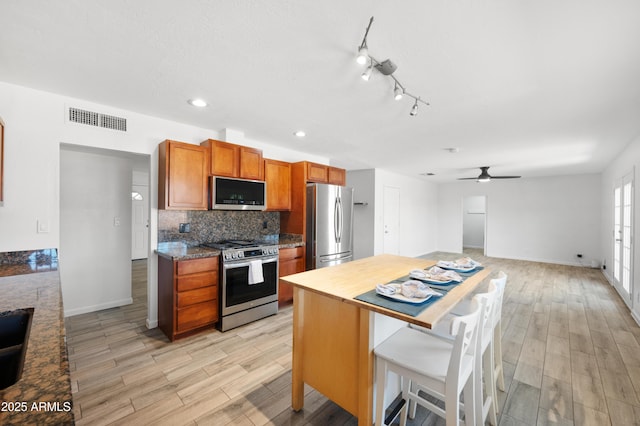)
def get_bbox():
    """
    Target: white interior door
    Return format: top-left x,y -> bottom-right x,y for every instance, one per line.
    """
383,186 -> 400,255
132,184 -> 149,260
613,171 -> 633,305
